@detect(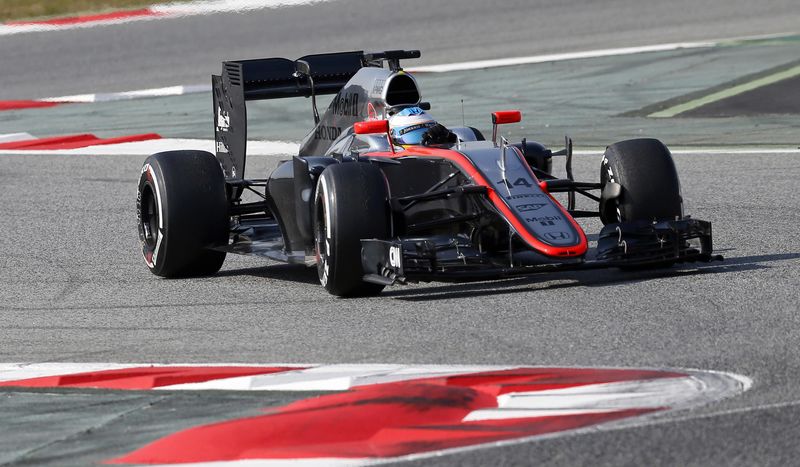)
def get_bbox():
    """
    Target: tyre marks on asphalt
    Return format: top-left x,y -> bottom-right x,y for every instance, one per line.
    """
0,363 -> 750,465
